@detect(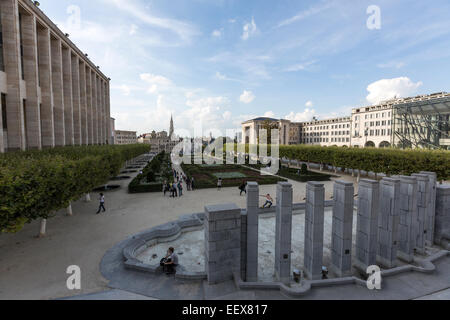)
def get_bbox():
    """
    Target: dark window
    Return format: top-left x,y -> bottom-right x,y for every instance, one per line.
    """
1,93 -> 6,130
0,10 -> 4,72
19,13 -> 25,80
